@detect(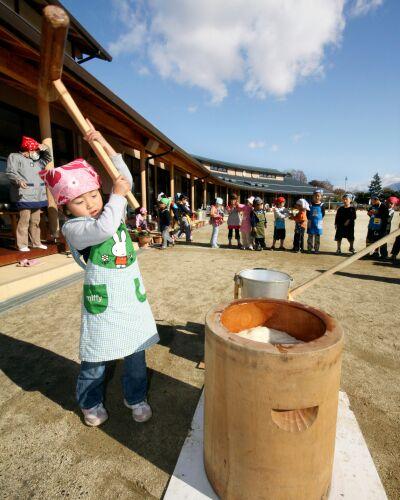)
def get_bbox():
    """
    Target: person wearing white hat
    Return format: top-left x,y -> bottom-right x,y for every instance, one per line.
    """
290,199 -> 309,252
209,197 -> 224,248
